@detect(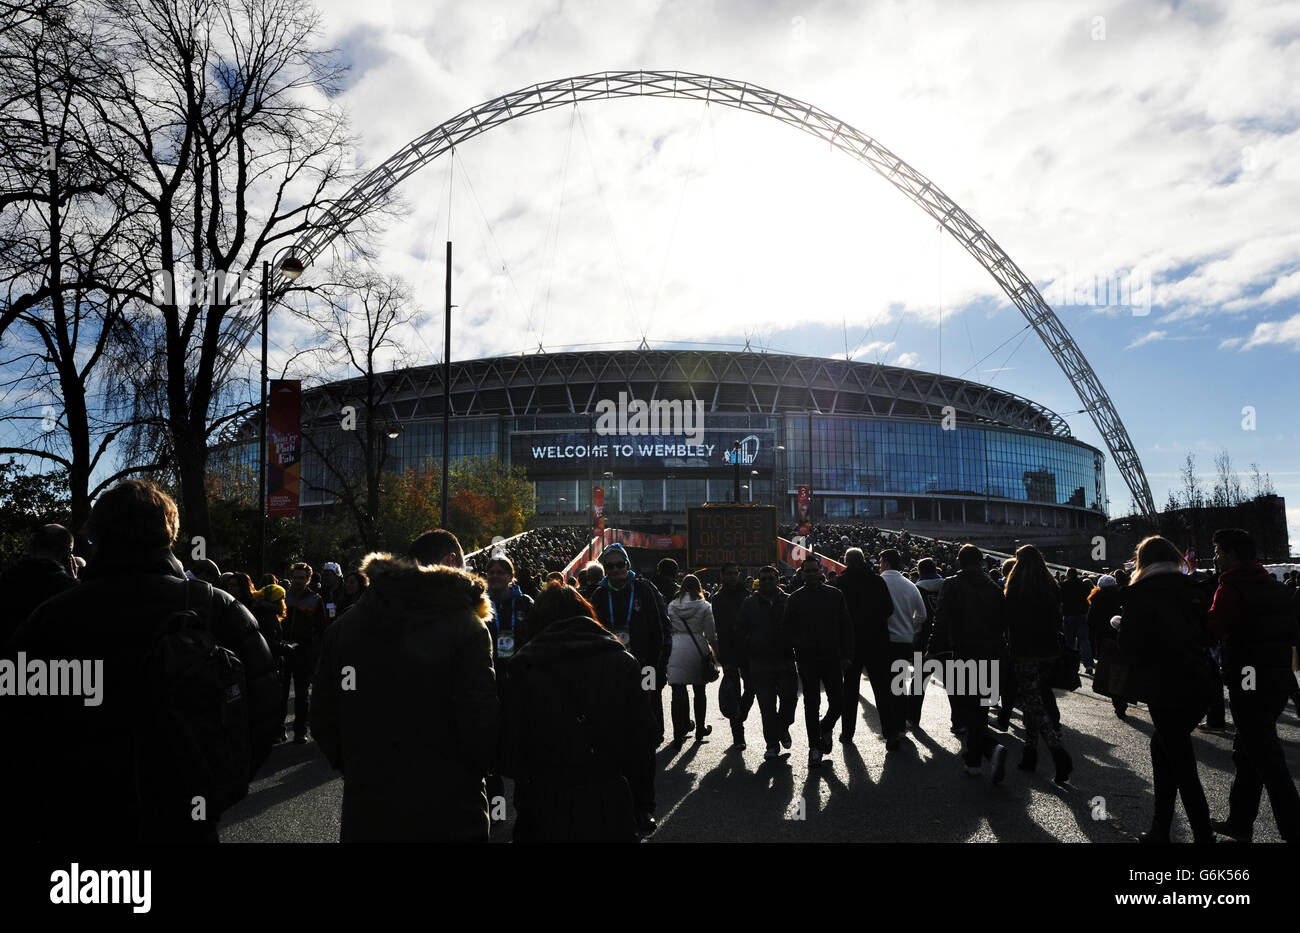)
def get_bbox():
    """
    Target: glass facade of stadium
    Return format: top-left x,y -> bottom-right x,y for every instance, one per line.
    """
269,350 -> 1107,534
